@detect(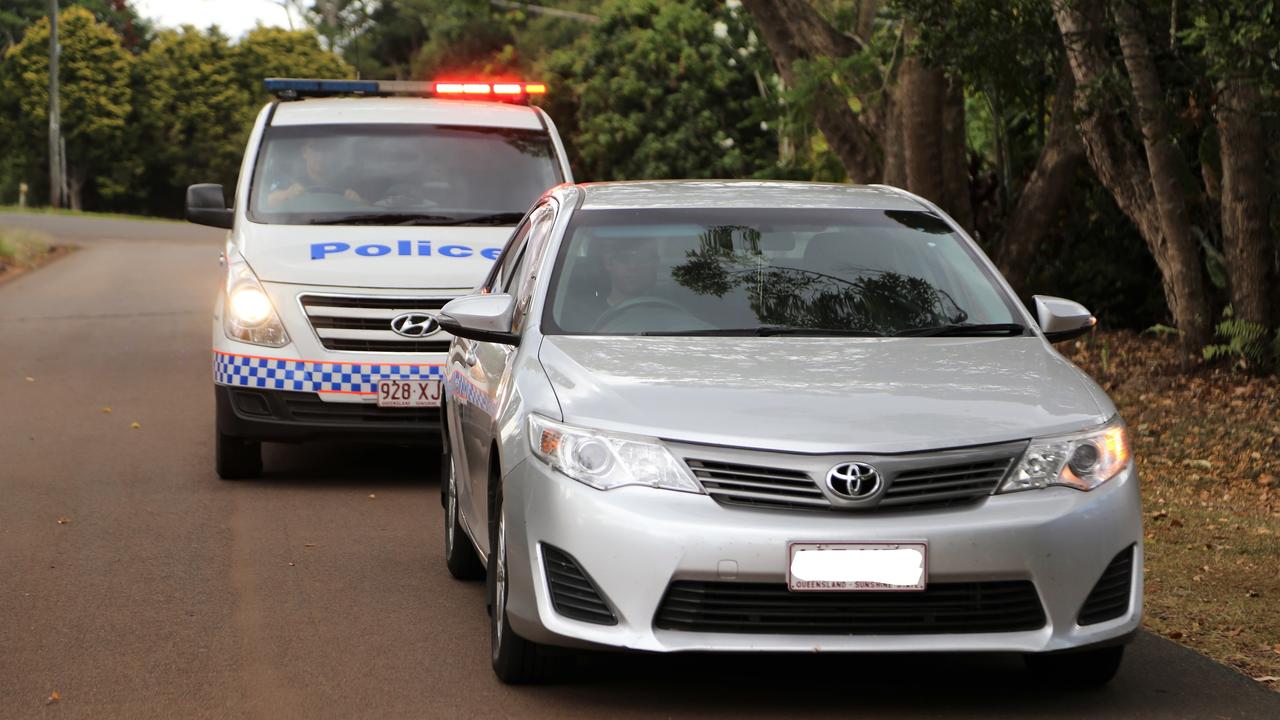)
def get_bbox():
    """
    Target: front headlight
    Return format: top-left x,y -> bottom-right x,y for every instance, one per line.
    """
1000,418 -> 1131,493
528,415 -> 703,494
224,248 -> 289,347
